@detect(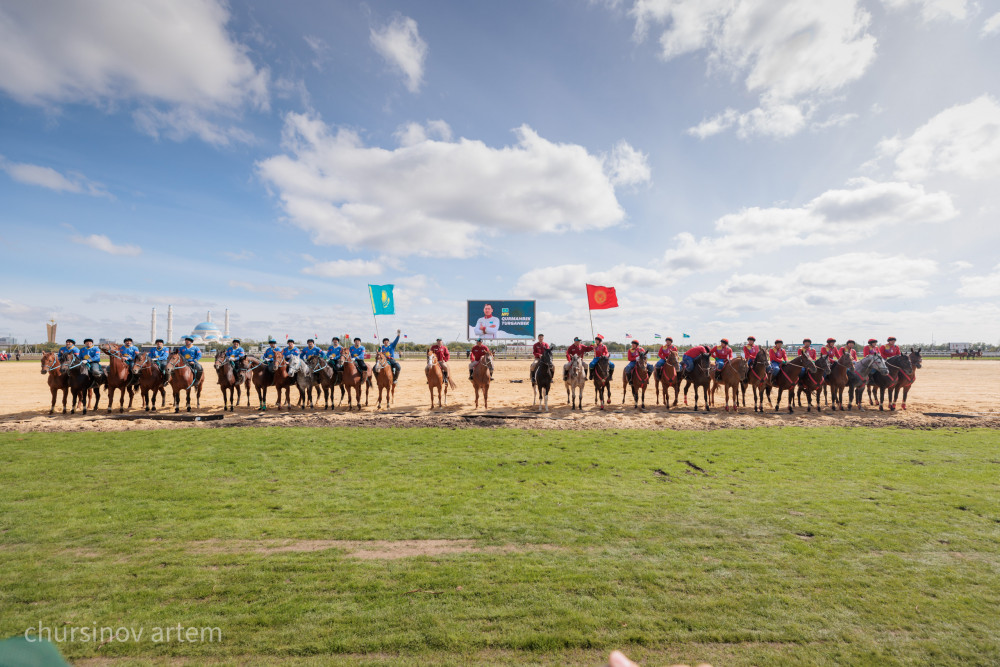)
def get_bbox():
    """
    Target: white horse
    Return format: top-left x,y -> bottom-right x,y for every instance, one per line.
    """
565,354 -> 587,409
